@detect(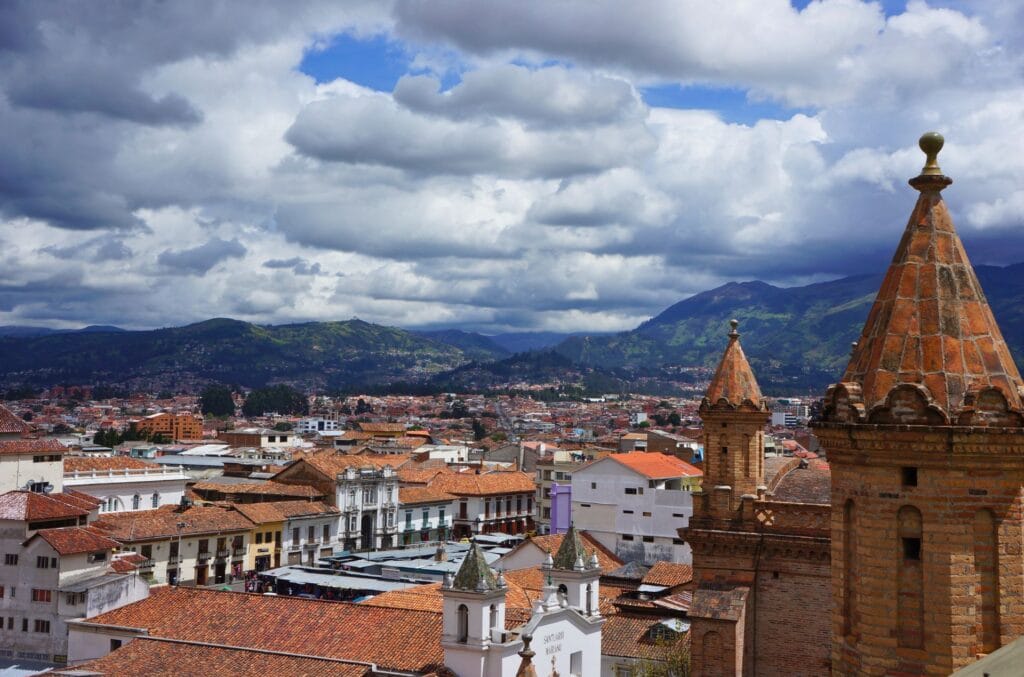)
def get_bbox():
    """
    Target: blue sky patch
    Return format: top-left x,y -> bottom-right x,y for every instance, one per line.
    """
299,33 -> 412,91
641,84 -> 810,124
